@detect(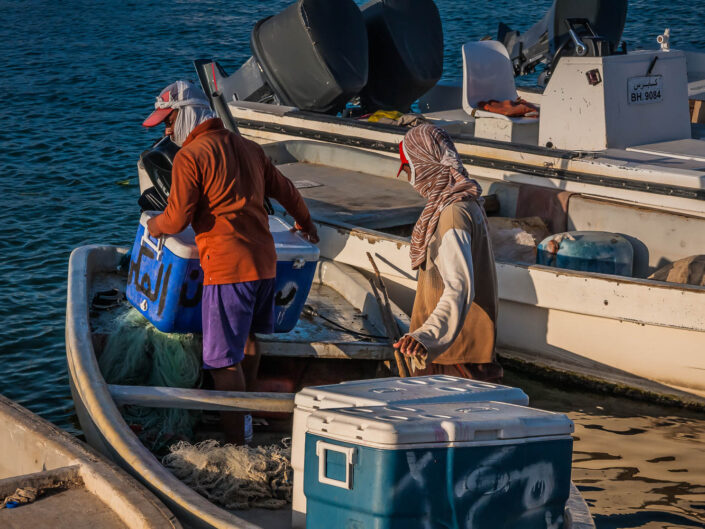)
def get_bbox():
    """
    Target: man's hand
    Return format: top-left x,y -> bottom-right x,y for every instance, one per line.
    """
292,222 -> 319,244
147,217 -> 163,238
393,334 -> 427,357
